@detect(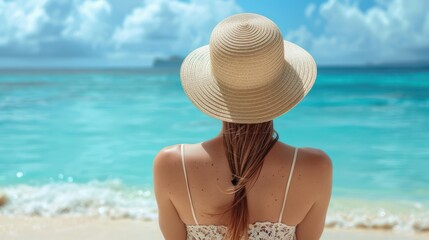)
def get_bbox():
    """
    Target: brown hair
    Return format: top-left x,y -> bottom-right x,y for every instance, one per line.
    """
221,120 -> 279,240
